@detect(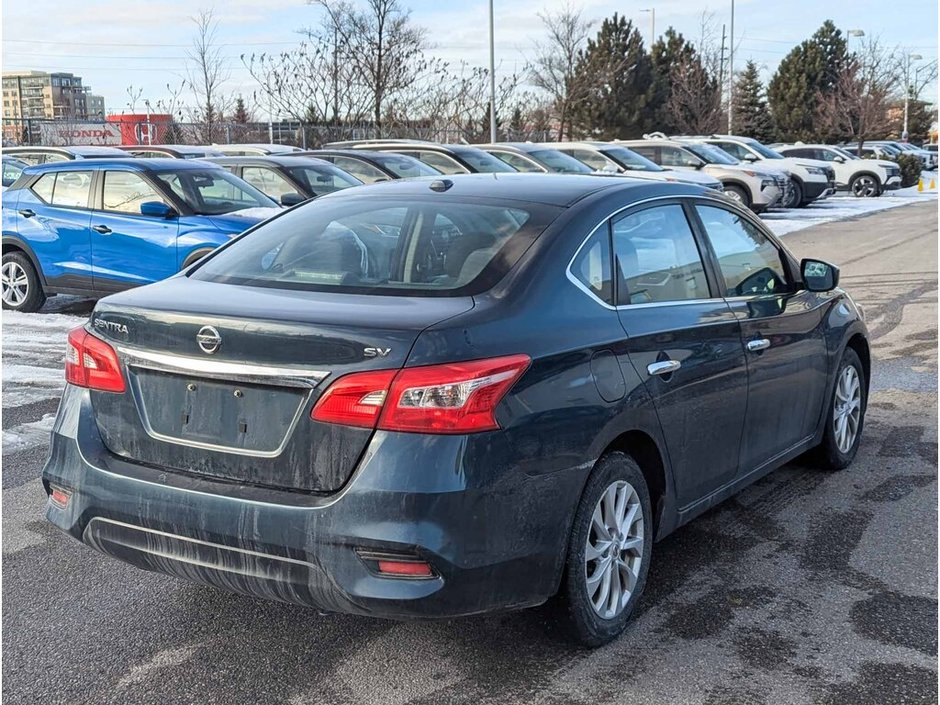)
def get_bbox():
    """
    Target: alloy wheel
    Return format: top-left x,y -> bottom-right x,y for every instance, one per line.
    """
1,261 -> 29,307
833,365 -> 862,453
585,480 -> 644,620
852,175 -> 878,197
724,188 -> 744,203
